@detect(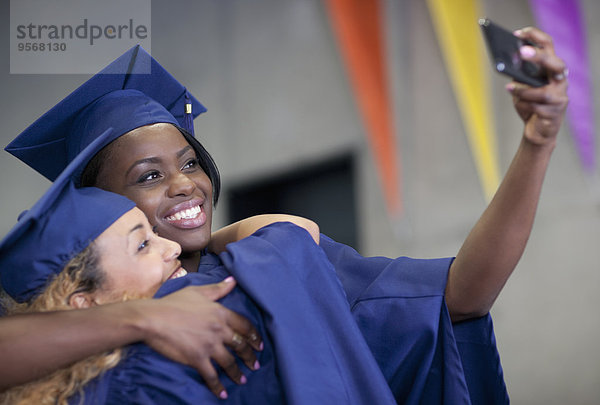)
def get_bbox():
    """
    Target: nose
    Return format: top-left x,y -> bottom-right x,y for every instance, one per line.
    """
161,237 -> 182,261
167,172 -> 195,198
